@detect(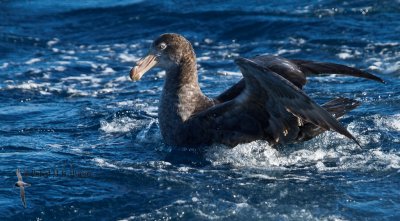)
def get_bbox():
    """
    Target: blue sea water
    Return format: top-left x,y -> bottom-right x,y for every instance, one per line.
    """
1,0 -> 399,220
